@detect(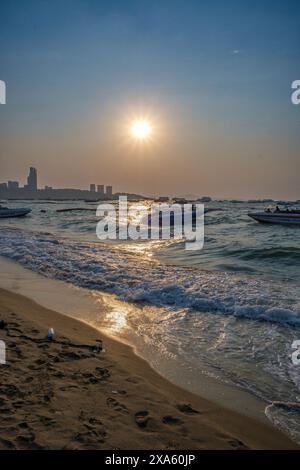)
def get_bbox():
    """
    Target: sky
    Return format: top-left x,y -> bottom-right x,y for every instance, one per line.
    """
0,0 -> 299,199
